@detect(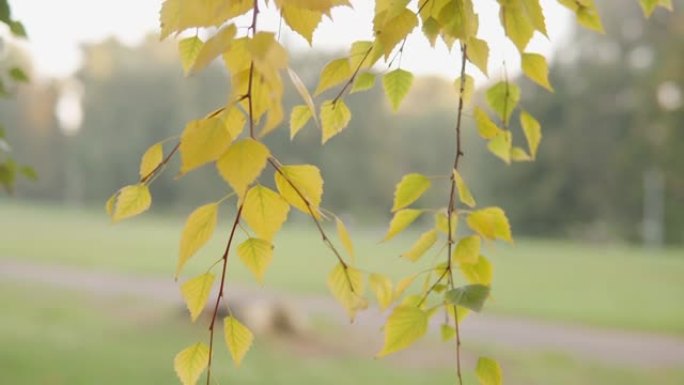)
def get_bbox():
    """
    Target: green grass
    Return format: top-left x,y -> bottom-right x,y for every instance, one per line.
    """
2,200 -> 684,333
2,280 -> 683,385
